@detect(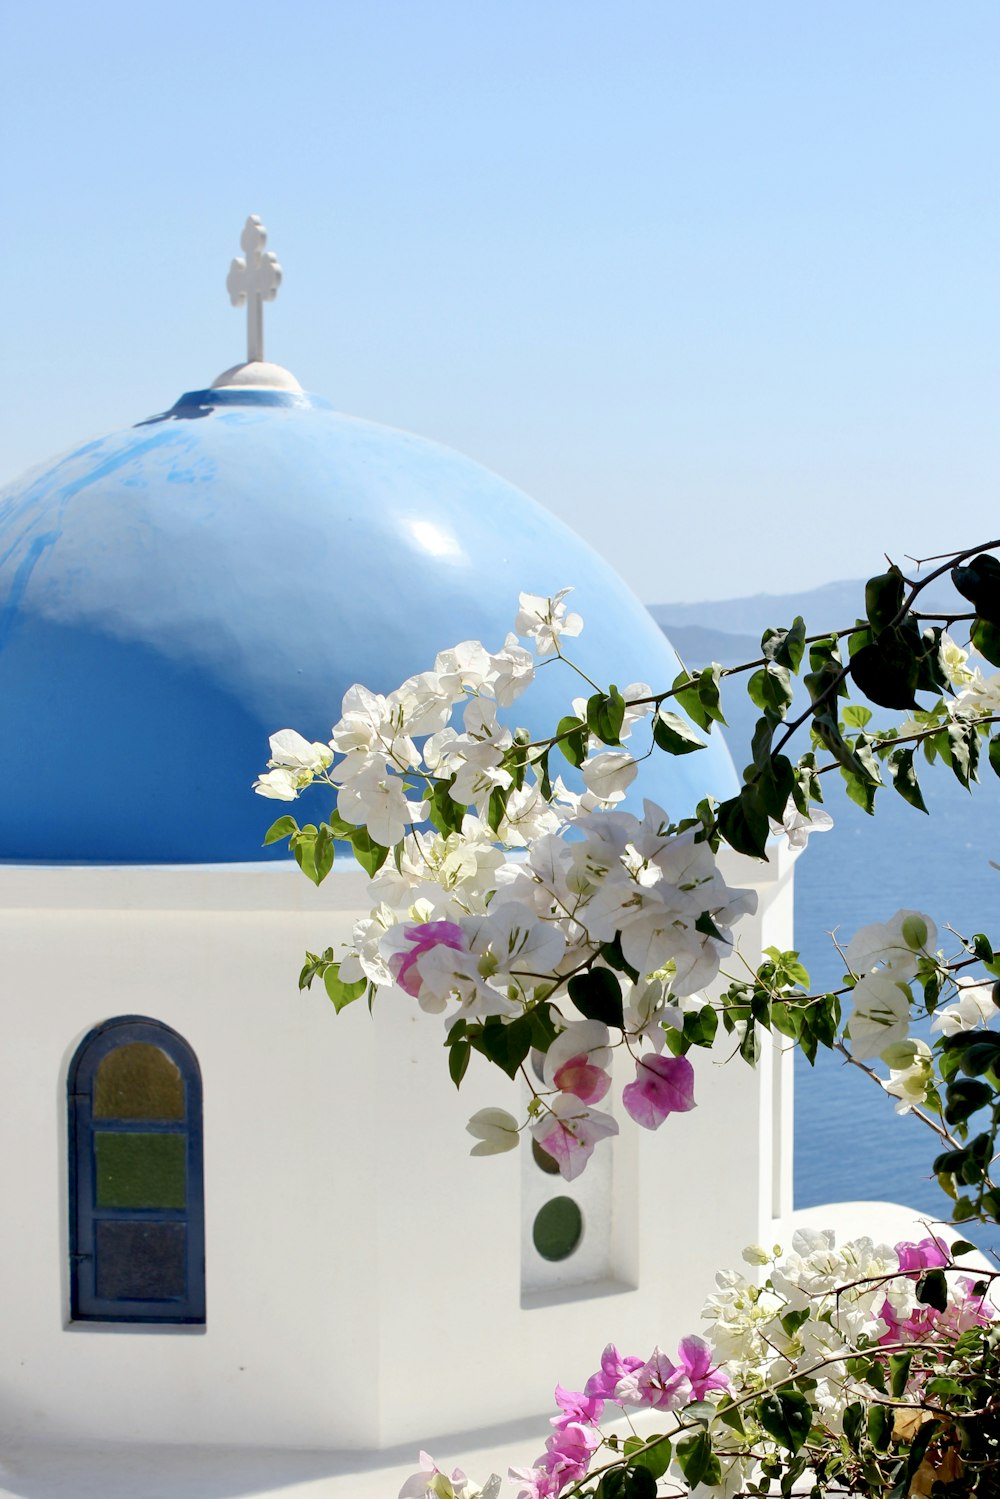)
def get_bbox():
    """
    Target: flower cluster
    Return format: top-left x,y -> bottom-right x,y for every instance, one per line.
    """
408,1231 -> 995,1499
256,593 -> 757,1178
840,907 -> 1000,1116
